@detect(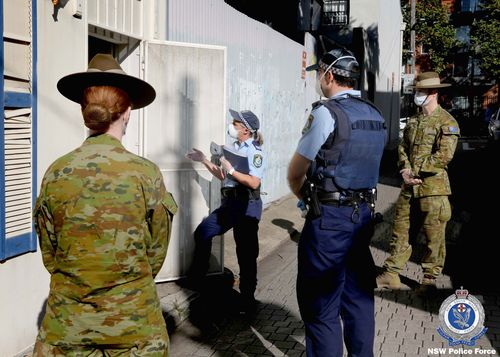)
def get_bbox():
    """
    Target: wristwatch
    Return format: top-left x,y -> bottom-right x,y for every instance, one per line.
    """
228,167 -> 235,175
